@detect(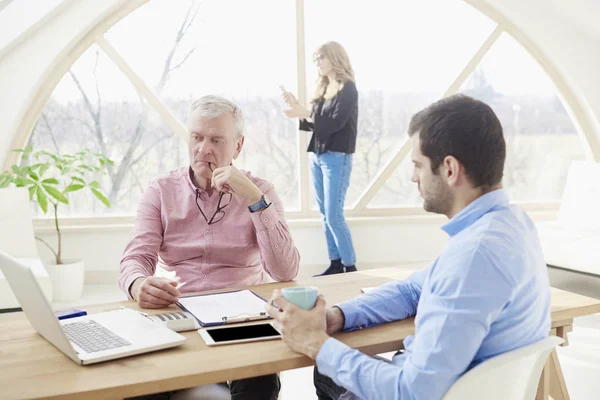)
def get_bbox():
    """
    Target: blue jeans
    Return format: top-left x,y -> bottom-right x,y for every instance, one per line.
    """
310,151 -> 356,266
